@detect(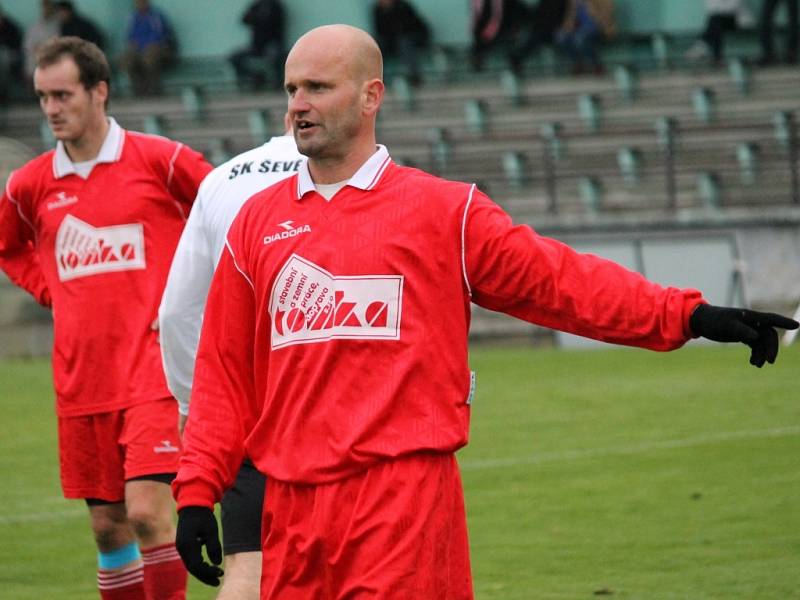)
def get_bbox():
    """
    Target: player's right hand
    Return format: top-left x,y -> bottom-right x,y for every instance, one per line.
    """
175,506 -> 224,586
